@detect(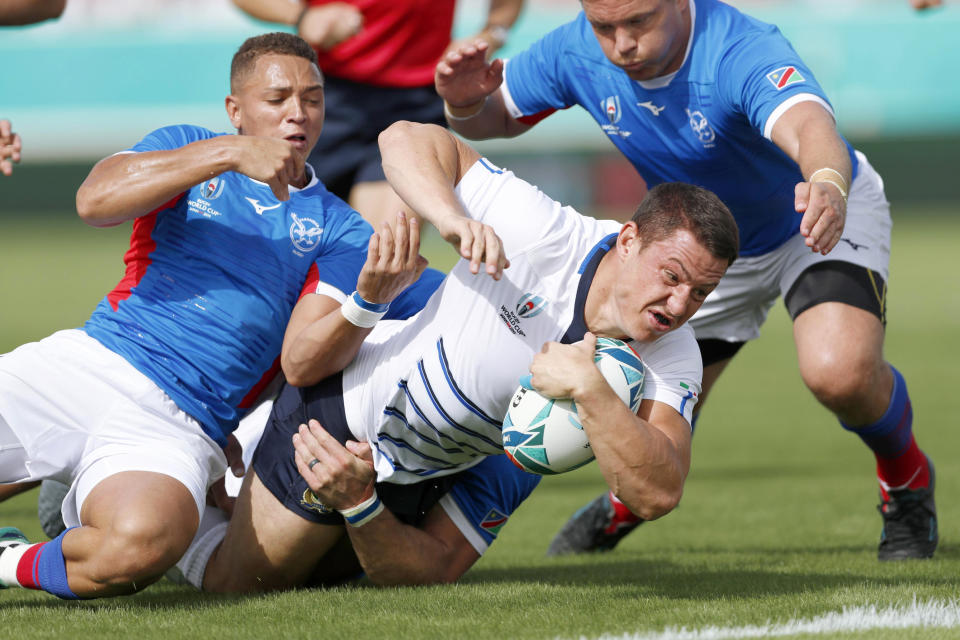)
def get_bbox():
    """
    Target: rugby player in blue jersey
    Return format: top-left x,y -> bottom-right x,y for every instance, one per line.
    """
0,32 -> 439,600
435,0 -> 936,561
